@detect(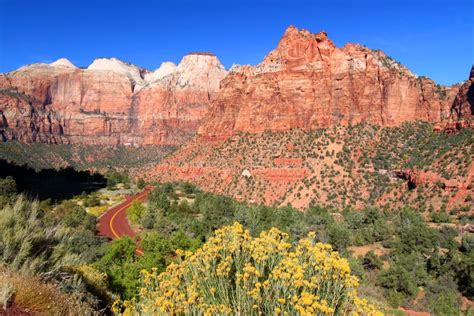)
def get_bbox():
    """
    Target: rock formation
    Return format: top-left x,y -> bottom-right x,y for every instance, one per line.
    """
1,26 -> 472,147
450,65 -> 474,121
0,54 -> 227,145
198,26 -> 461,140
143,26 -> 473,210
